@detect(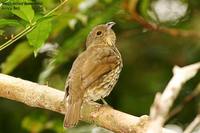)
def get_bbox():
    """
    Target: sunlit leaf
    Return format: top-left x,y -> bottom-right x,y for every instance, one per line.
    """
26,19 -> 52,56
0,19 -> 21,27
11,0 -> 35,23
139,0 -> 150,19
